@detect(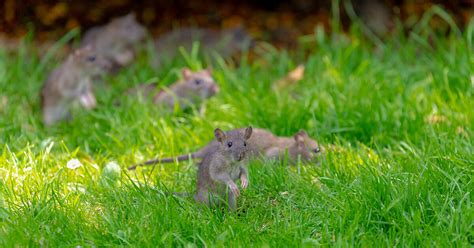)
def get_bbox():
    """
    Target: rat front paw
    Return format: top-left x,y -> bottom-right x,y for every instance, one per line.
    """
228,183 -> 240,197
241,177 -> 248,189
